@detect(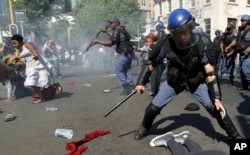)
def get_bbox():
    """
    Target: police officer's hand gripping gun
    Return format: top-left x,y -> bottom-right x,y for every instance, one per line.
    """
83,25 -> 110,53
104,67 -> 151,117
